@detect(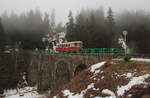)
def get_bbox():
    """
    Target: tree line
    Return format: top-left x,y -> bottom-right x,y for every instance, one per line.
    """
66,8 -> 150,54
0,7 -> 150,54
0,9 -> 64,50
